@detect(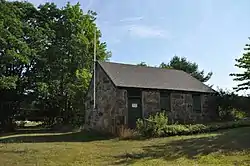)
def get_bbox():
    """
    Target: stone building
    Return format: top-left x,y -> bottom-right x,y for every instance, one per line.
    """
84,61 -> 217,132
